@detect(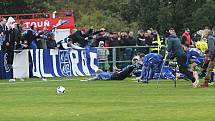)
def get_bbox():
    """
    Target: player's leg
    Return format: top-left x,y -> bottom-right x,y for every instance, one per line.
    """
112,65 -> 135,80
191,63 -> 200,87
177,54 -> 196,83
203,60 -> 215,87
